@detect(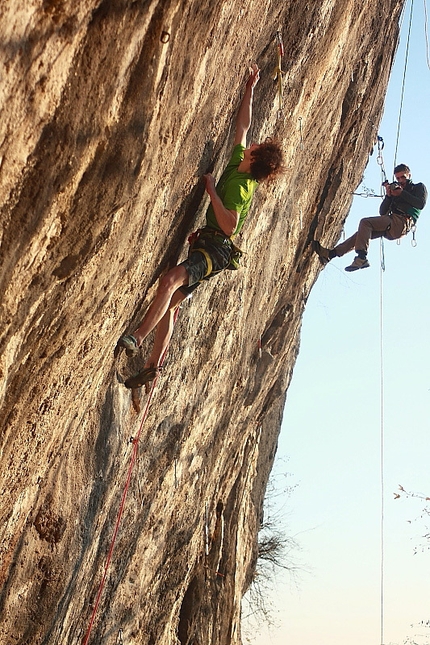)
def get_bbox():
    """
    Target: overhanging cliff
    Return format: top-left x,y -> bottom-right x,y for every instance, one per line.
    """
0,1 -> 403,644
